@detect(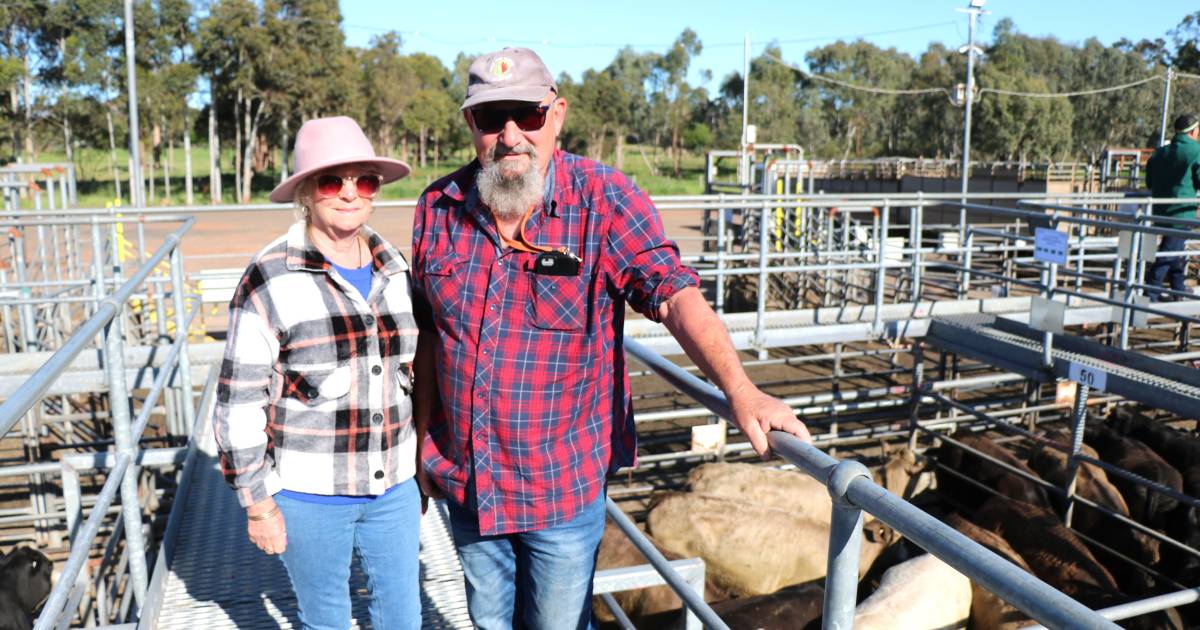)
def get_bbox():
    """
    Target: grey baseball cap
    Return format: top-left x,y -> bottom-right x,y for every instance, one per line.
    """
461,47 -> 557,110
